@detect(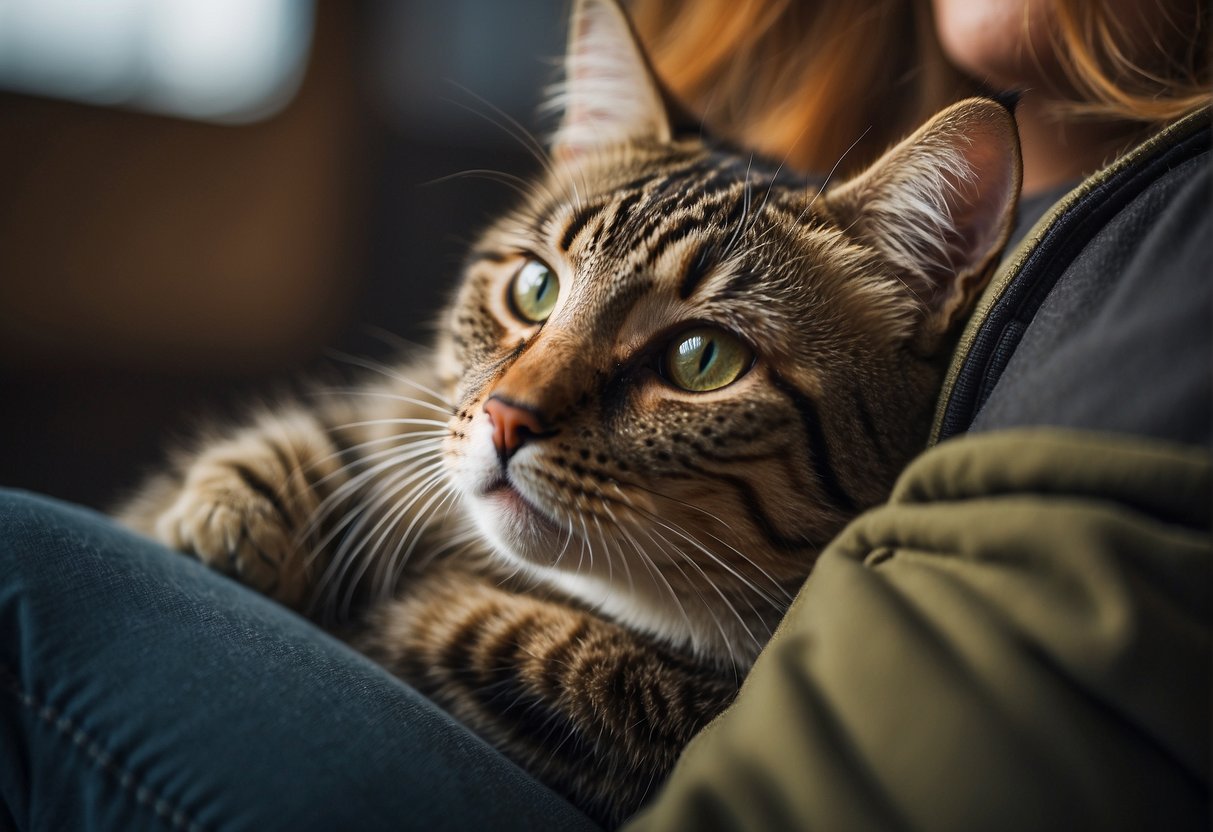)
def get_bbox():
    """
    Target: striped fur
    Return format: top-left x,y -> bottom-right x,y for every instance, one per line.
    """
118,0 -> 1020,825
